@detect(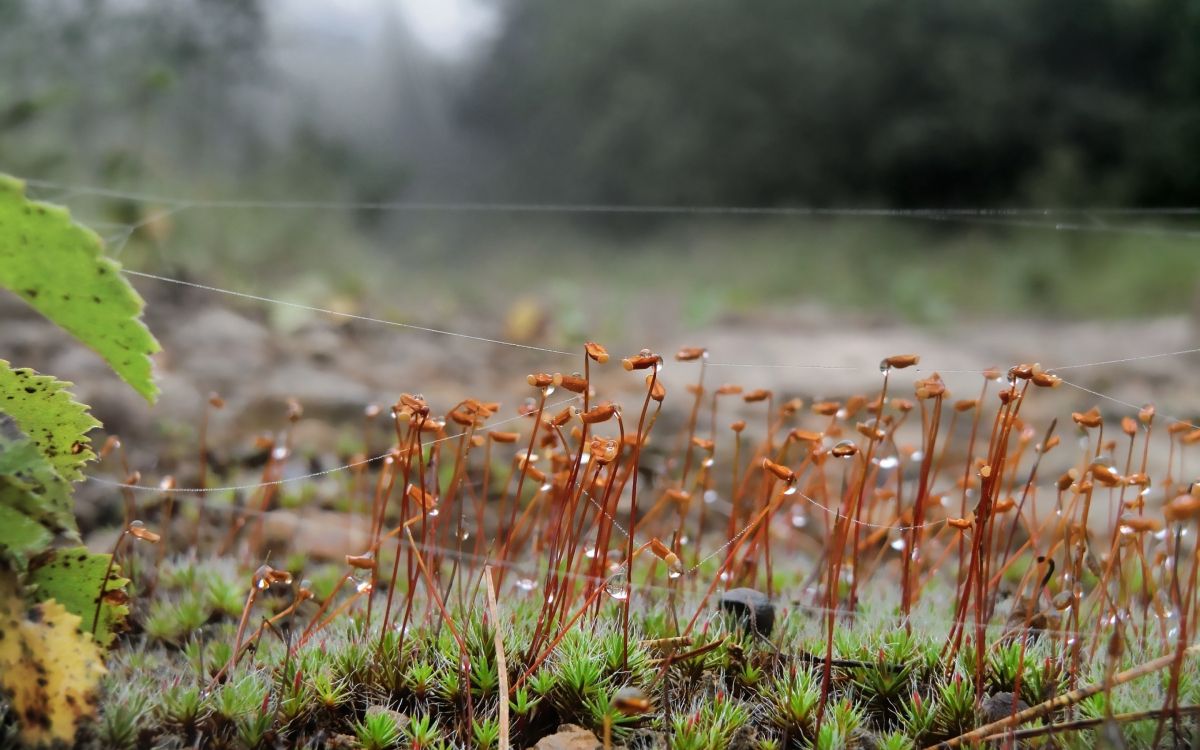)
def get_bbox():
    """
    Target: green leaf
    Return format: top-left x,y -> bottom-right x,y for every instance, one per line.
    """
27,546 -> 130,649
0,504 -> 52,561
0,411 -> 76,541
0,174 -> 160,402
0,360 -> 99,483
